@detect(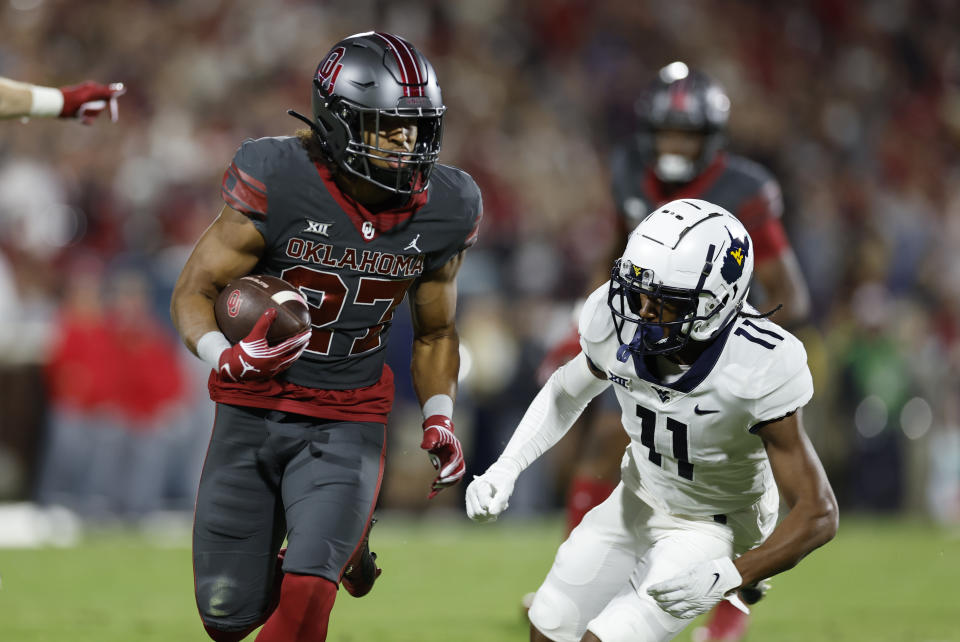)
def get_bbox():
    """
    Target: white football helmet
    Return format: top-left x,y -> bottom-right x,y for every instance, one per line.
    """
608,198 -> 753,356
